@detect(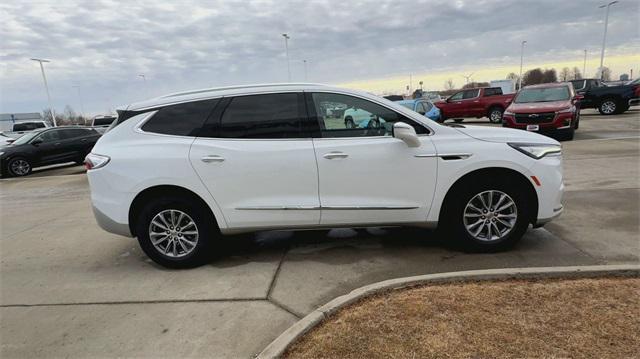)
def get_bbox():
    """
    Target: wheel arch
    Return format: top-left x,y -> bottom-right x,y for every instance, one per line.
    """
437,167 -> 538,225
128,185 -> 220,237
486,104 -> 505,115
